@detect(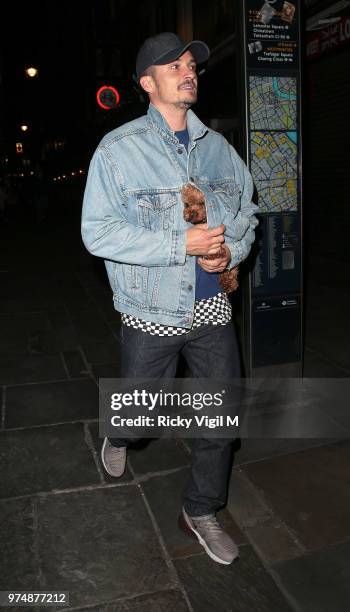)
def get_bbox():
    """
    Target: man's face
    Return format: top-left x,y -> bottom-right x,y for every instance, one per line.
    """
145,50 -> 198,110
